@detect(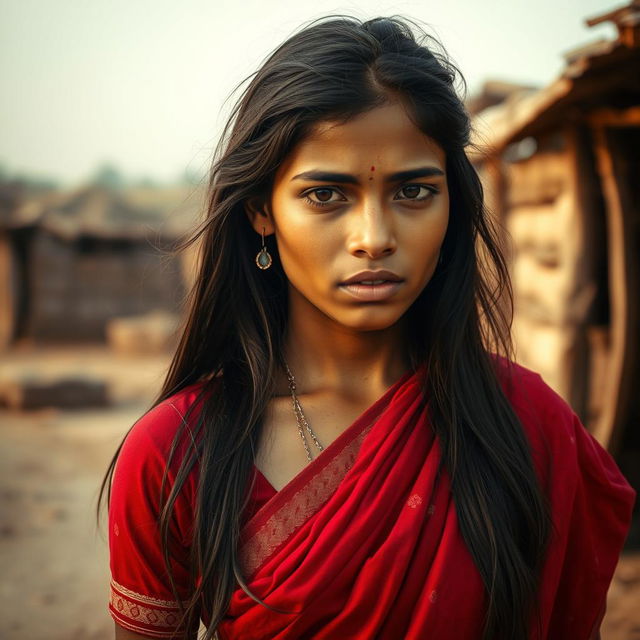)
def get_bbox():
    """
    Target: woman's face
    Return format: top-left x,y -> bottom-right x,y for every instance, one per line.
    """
246,101 -> 450,333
